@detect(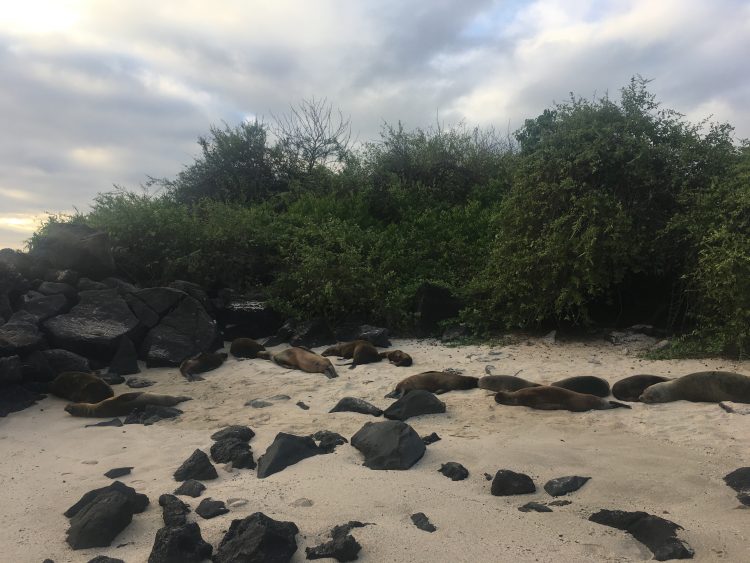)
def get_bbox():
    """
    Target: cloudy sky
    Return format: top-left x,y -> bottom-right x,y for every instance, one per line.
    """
1,0 -> 748,249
